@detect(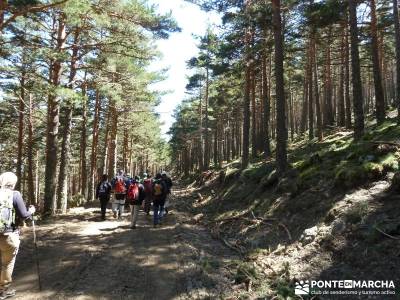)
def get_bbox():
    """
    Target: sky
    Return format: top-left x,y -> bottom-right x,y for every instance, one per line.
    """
147,0 -> 221,139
